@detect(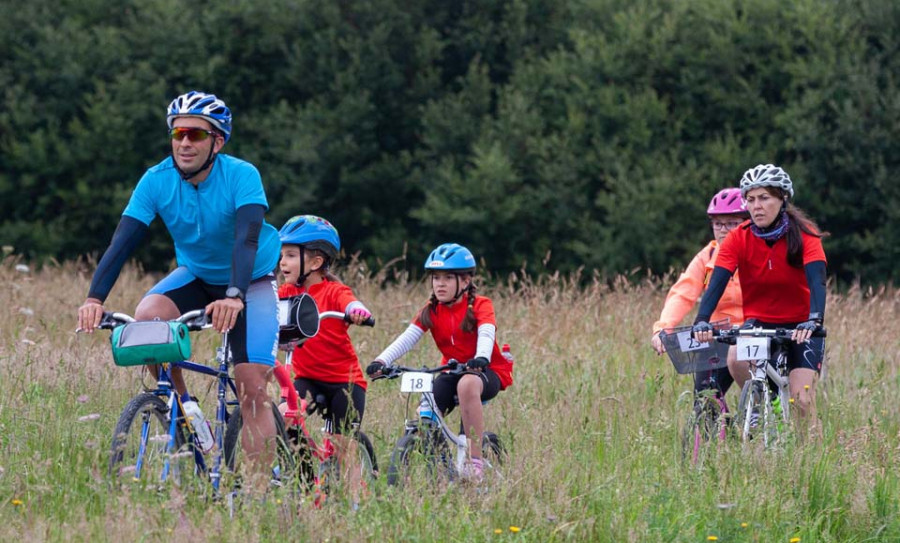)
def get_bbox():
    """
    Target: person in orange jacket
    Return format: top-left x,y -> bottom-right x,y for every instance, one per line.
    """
651,187 -> 748,397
